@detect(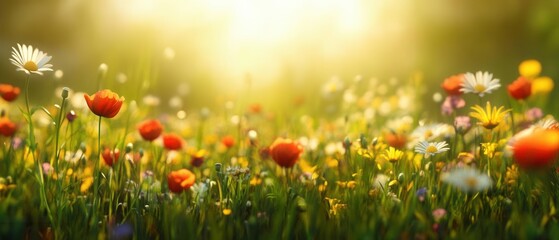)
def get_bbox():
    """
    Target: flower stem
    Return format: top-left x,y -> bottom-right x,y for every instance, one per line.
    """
92,115 -> 102,228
